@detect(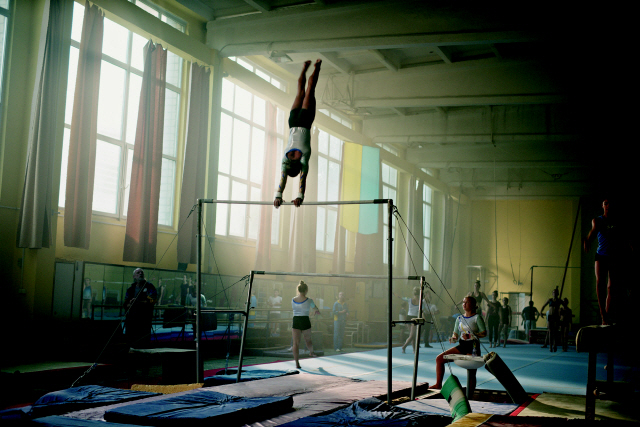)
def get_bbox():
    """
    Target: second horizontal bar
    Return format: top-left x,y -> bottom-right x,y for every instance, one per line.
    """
253,271 -> 422,280
199,199 -> 391,206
